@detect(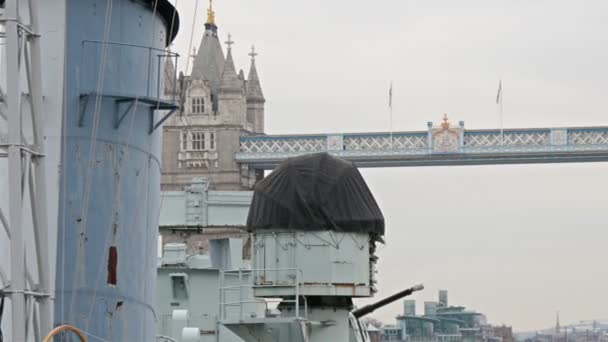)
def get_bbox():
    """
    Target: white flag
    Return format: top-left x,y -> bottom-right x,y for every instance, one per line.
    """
389,82 -> 393,109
